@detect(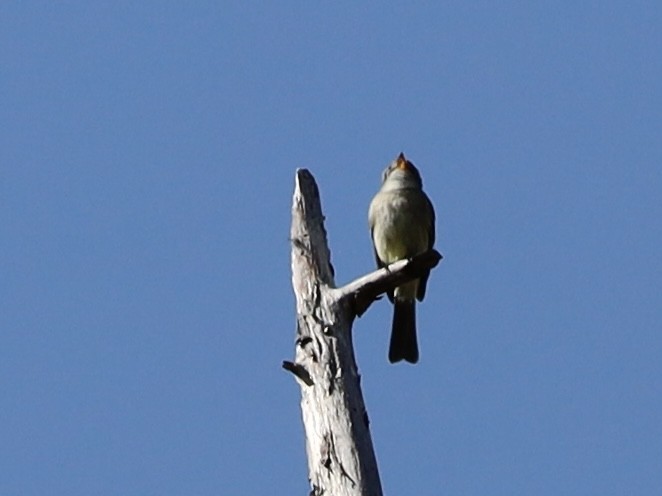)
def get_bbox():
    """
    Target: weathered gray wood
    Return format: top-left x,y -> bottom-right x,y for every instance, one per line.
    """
339,249 -> 442,317
286,168 -> 441,496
